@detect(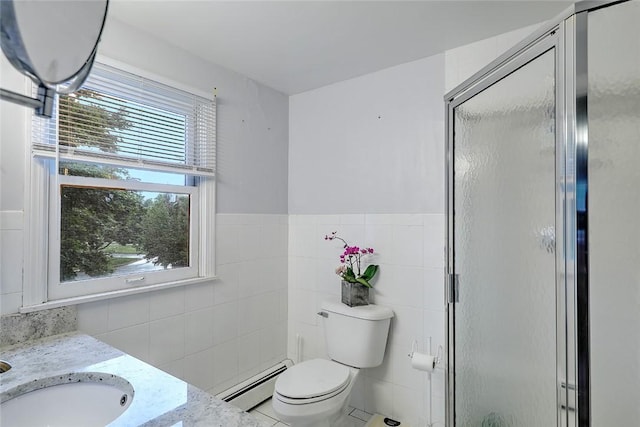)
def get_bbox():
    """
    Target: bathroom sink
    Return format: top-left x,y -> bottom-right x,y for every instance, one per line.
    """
0,372 -> 134,427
